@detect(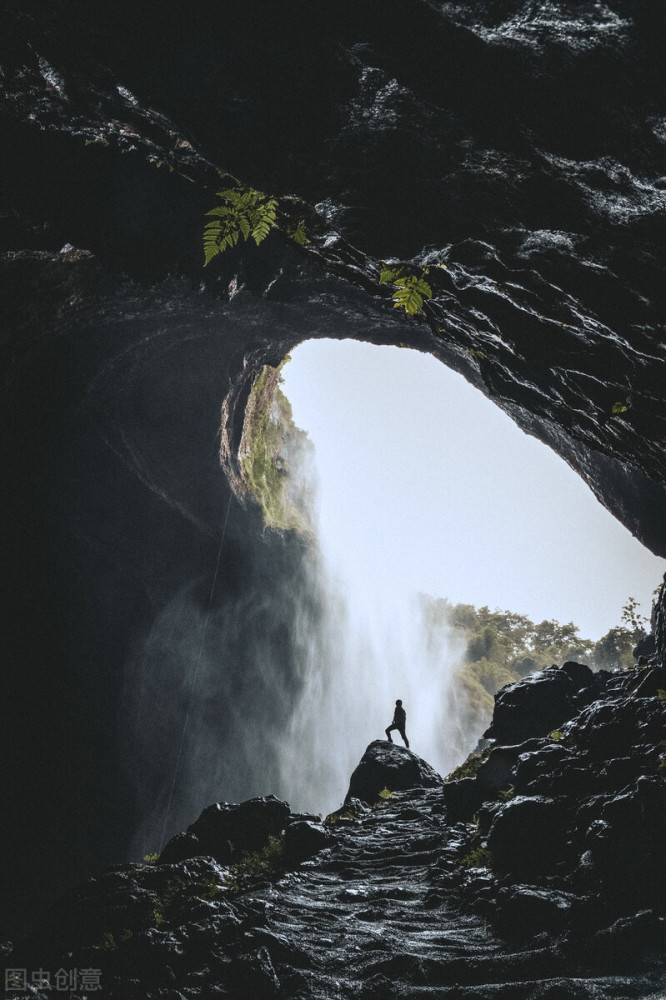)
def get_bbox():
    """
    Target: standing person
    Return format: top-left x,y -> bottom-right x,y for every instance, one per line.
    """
385,699 -> 409,748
